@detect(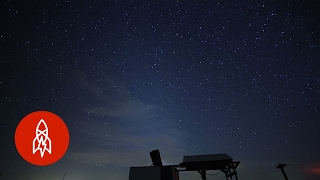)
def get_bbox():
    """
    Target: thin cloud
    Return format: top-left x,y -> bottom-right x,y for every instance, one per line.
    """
85,100 -> 157,119
68,119 -> 191,167
69,69 -> 193,168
